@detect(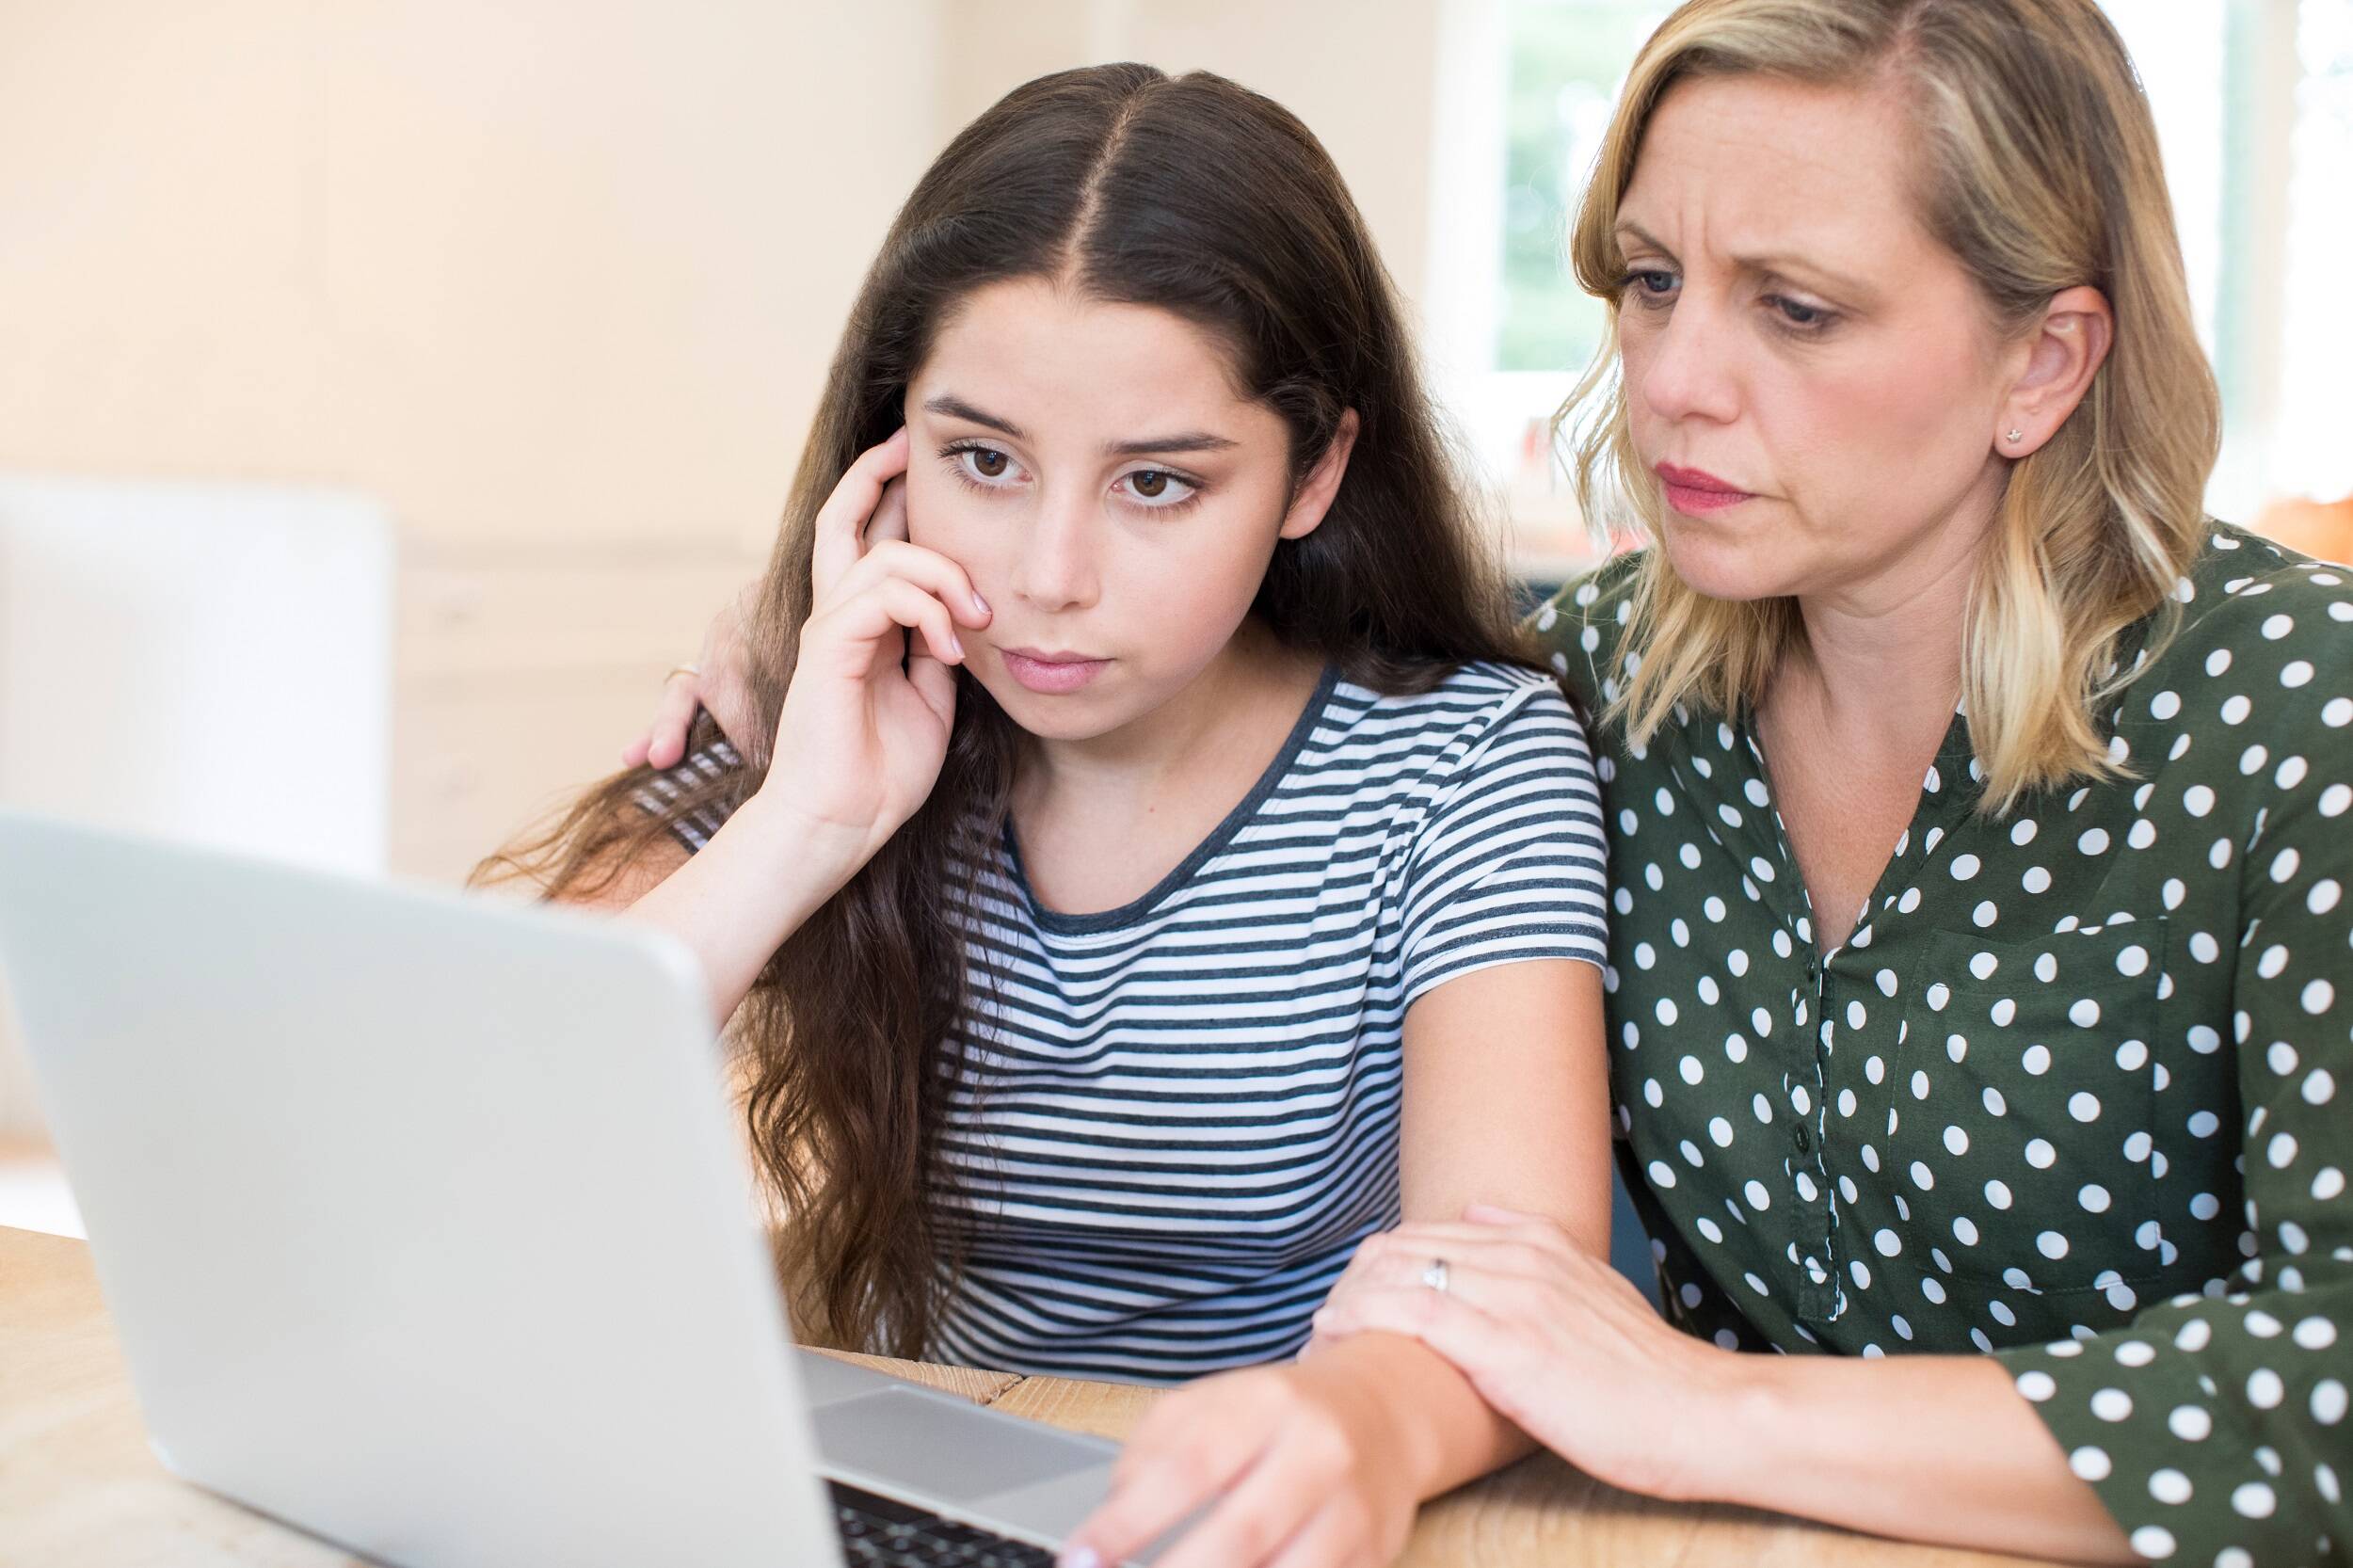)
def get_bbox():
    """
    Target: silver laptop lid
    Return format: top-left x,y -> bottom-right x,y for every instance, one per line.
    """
0,809 -> 841,1568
